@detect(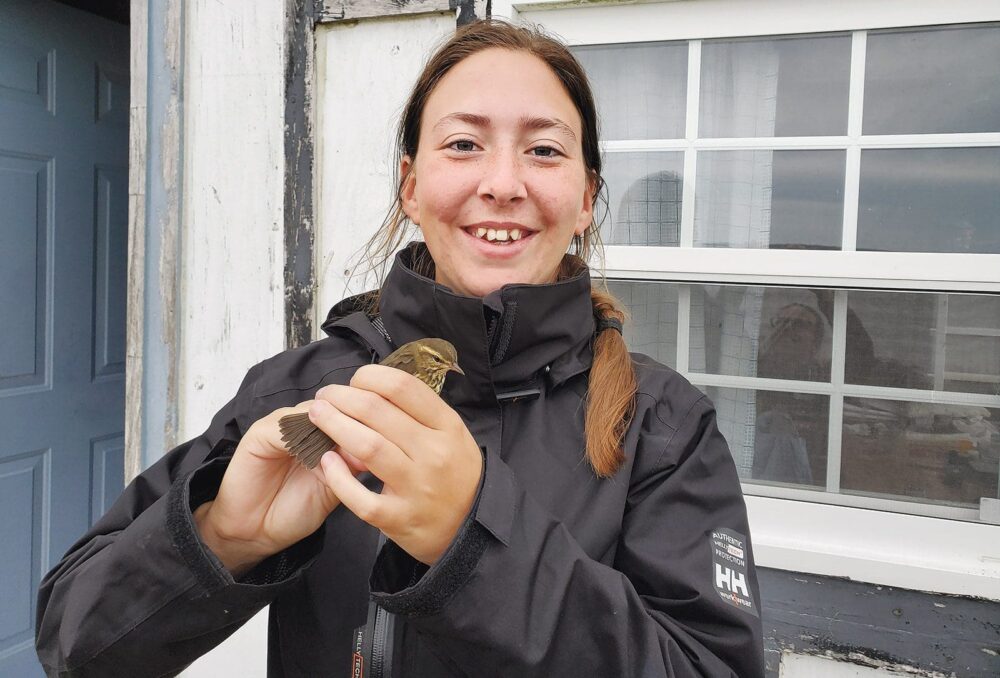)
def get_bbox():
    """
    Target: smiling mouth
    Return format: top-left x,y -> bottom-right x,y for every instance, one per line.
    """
464,226 -> 530,244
